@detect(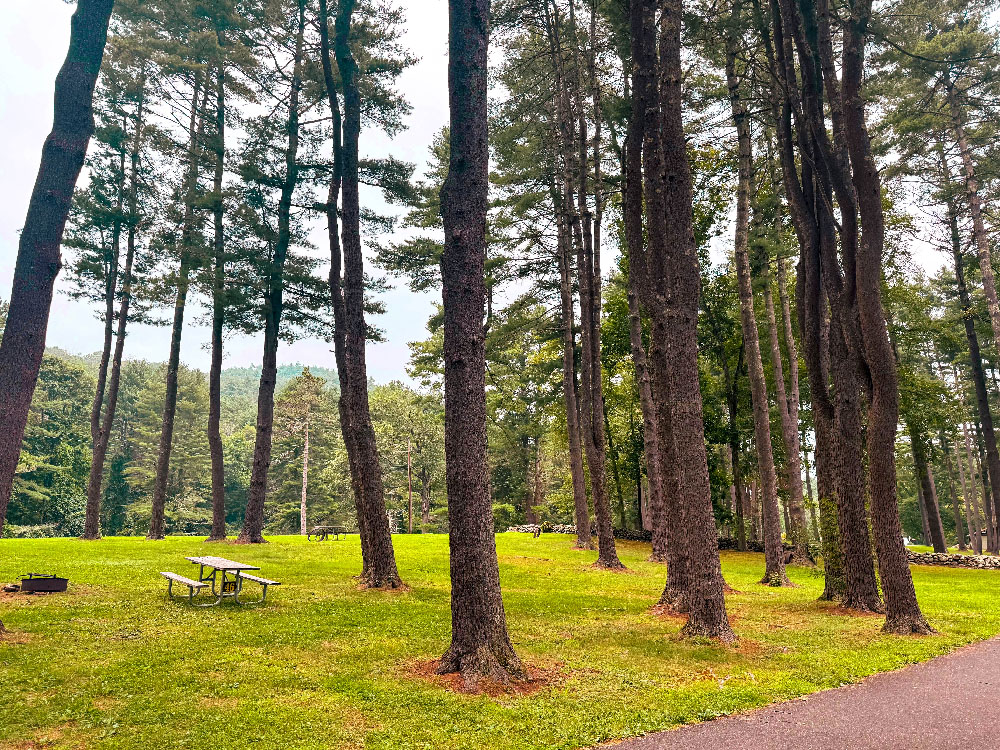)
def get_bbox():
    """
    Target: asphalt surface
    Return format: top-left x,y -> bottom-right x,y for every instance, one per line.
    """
611,637 -> 1000,750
